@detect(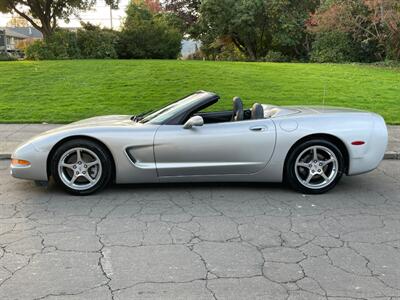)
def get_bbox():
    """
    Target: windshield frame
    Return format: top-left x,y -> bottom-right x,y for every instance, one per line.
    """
137,91 -> 219,125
